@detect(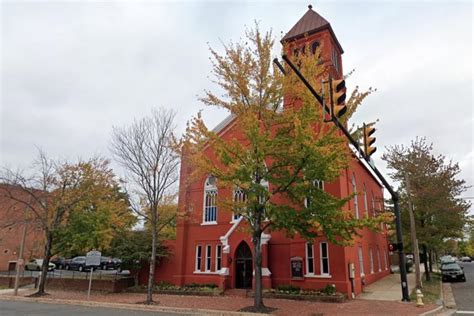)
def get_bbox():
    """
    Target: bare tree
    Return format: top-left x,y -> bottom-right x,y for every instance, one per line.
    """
0,150 -> 77,295
111,108 -> 180,304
